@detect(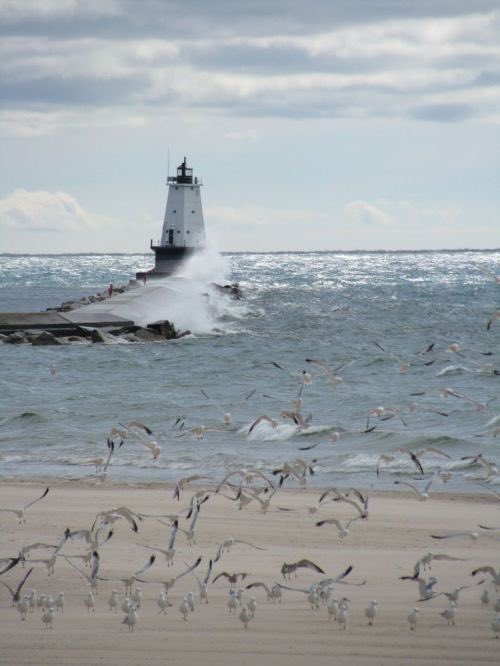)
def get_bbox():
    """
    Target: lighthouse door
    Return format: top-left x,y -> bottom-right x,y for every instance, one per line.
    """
168,229 -> 174,245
